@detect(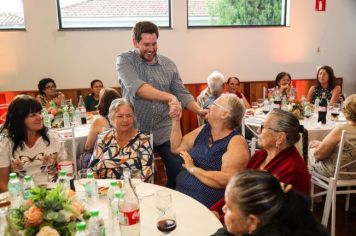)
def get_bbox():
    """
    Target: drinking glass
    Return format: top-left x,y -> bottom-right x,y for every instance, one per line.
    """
251,102 -> 258,114
77,169 -> 90,190
257,99 -> 264,108
155,190 -> 176,235
330,103 -> 341,121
